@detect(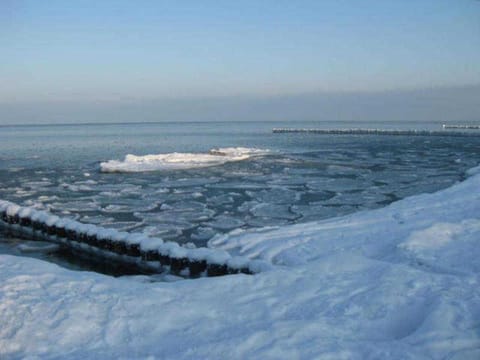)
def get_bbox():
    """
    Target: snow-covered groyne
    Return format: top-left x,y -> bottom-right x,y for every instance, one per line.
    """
0,200 -> 267,277
272,128 -> 480,136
